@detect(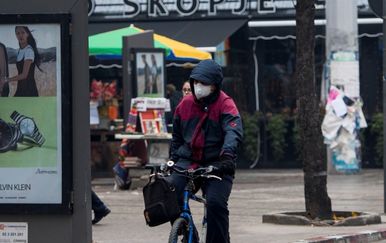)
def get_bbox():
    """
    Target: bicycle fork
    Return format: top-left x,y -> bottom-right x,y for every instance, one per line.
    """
180,190 -> 194,243
191,194 -> 207,243
181,211 -> 195,243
